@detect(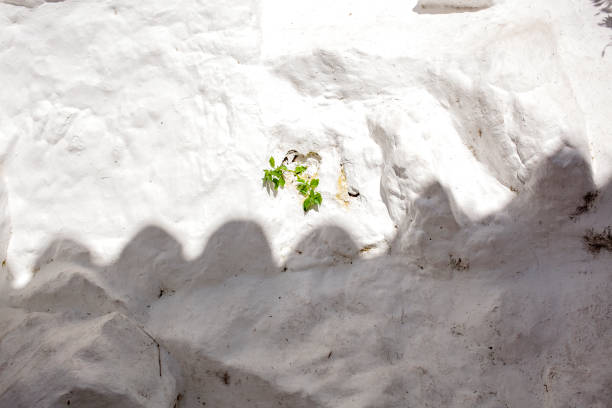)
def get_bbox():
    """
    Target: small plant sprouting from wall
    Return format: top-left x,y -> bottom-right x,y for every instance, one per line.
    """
296,176 -> 322,212
263,156 -> 322,212
262,156 -> 287,190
